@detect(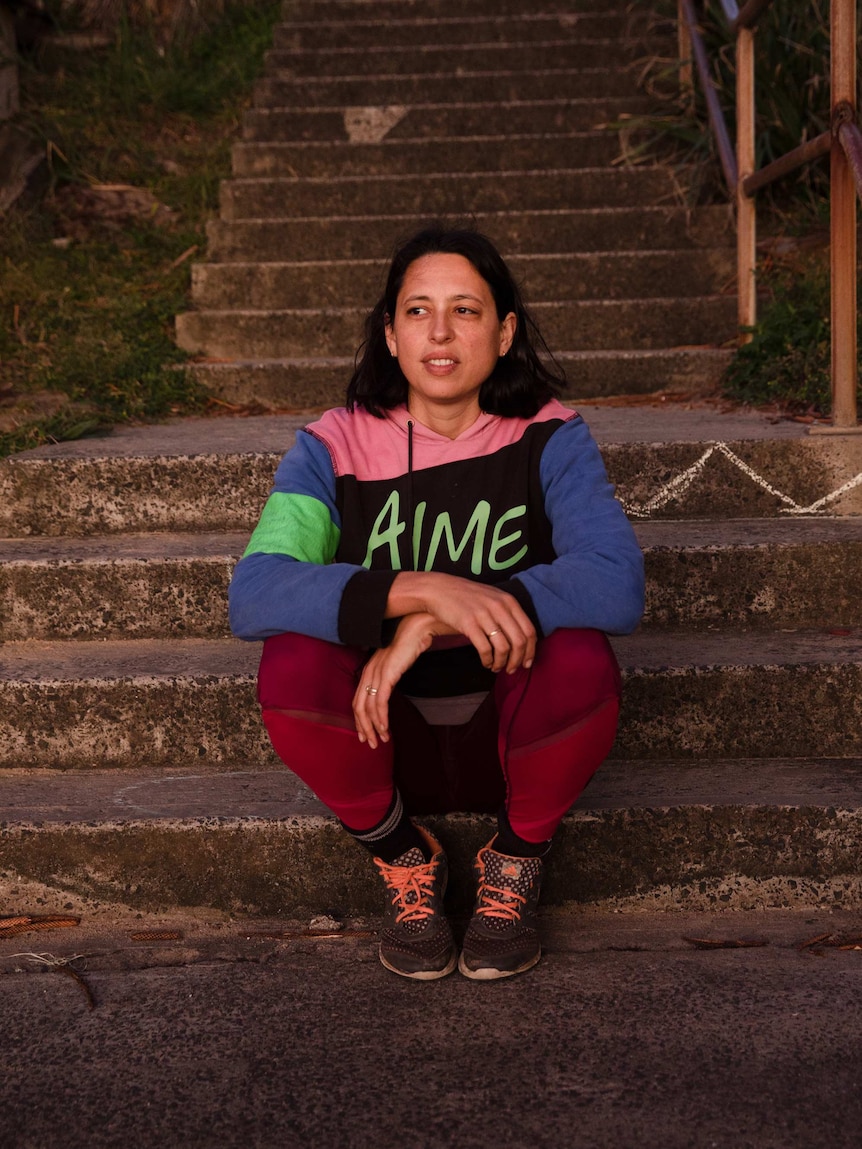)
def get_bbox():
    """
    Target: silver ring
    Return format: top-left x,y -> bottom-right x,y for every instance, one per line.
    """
486,630 -> 500,639
365,686 -> 378,695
